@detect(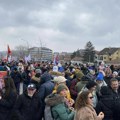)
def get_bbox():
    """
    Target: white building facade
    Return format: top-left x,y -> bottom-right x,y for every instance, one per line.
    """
29,47 -> 53,61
